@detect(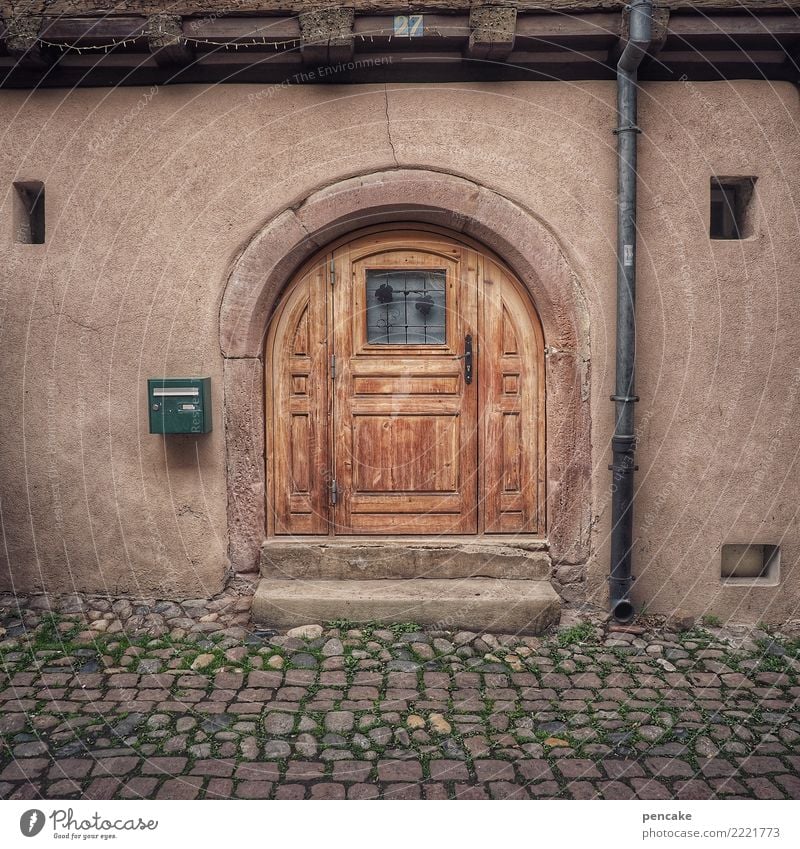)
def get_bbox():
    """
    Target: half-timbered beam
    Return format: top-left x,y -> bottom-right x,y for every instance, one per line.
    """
9,1 -> 800,14
2,7 -> 800,85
